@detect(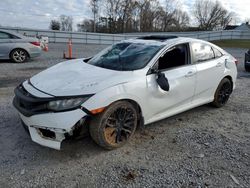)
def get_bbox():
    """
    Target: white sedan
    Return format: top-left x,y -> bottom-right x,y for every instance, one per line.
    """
13,36 -> 237,150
